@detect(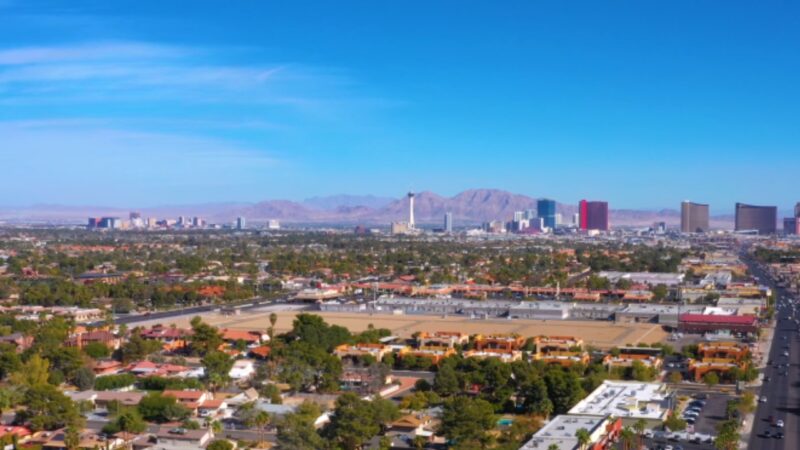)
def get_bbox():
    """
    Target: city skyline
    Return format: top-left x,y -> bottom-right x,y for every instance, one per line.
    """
3,1 -> 800,209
